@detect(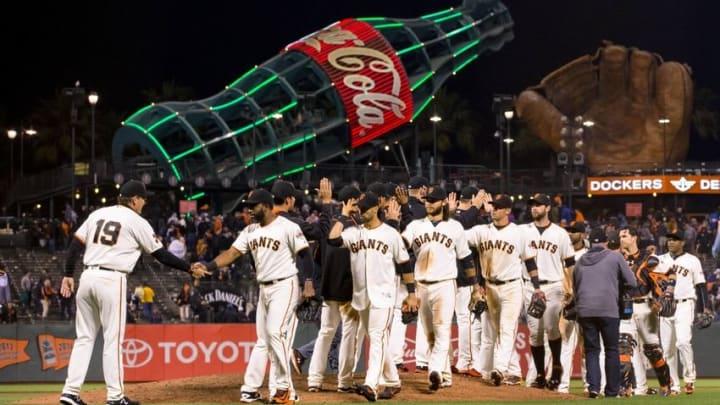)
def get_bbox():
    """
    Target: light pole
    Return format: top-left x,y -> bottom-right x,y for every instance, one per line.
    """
430,113 -> 442,184
88,92 -> 99,185
494,130 -> 504,193
658,117 -> 670,170
7,130 -> 16,183
558,115 -> 591,210
8,127 -> 37,180
503,109 -> 514,194
63,81 -> 85,212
